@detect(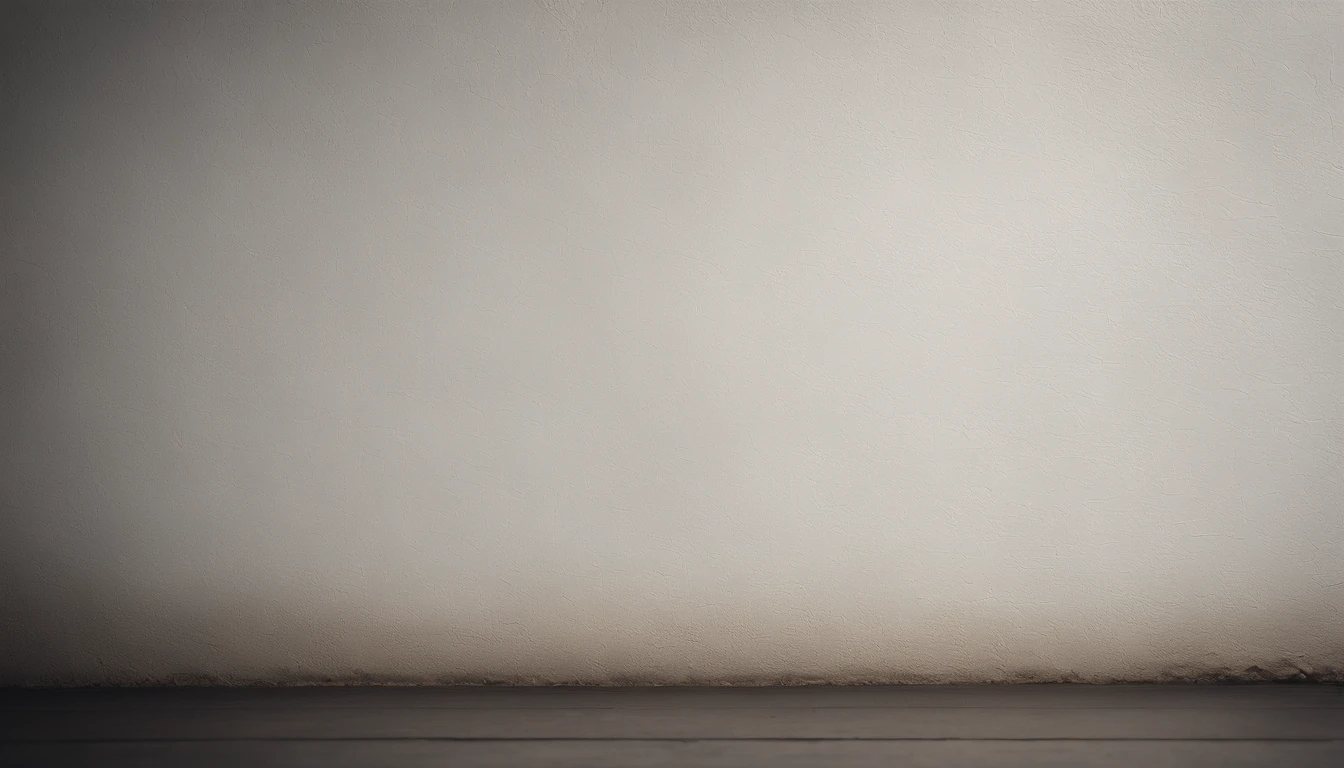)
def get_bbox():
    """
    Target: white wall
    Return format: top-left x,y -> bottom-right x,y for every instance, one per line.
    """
3,1 -> 1342,685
